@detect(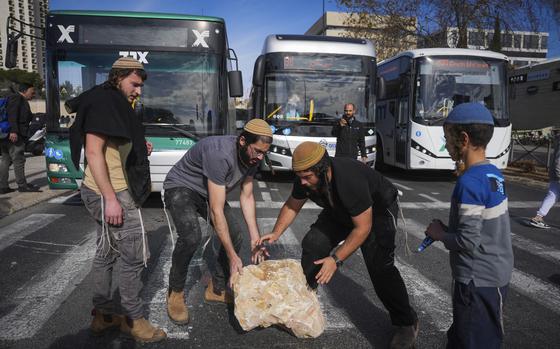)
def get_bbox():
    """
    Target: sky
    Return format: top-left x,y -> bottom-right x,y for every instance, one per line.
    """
50,0 -> 560,97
